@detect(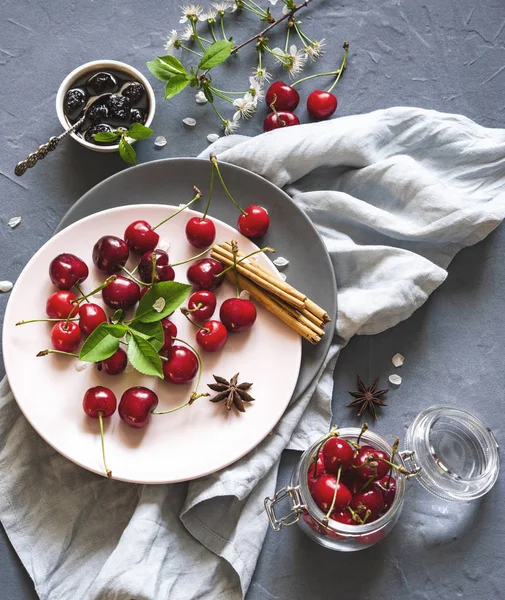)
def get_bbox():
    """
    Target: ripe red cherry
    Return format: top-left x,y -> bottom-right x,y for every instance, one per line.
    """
311,474 -> 352,512
307,455 -> 326,492
83,386 -> 117,418
119,386 -> 159,429
162,345 -> 198,384
46,290 -> 78,319
138,249 -> 175,284
265,81 -> 300,111
350,489 -> 384,521
187,258 -> 225,291
322,437 -> 355,474
49,253 -> 89,290
307,90 -> 337,120
185,217 -> 216,249
352,446 -> 390,482
237,205 -> 270,238
302,512 -> 327,536
100,347 -> 127,375
263,111 -> 300,132
93,235 -> 129,274
124,220 -> 159,255
220,298 -> 257,332
373,475 -> 397,511
78,303 -> 107,336
196,320 -> 228,352
102,275 -> 140,310
140,286 -> 150,299
50,321 -> 82,352
340,473 -> 361,496
161,318 -> 177,352
331,510 -> 355,526
187,290 -> 216,322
